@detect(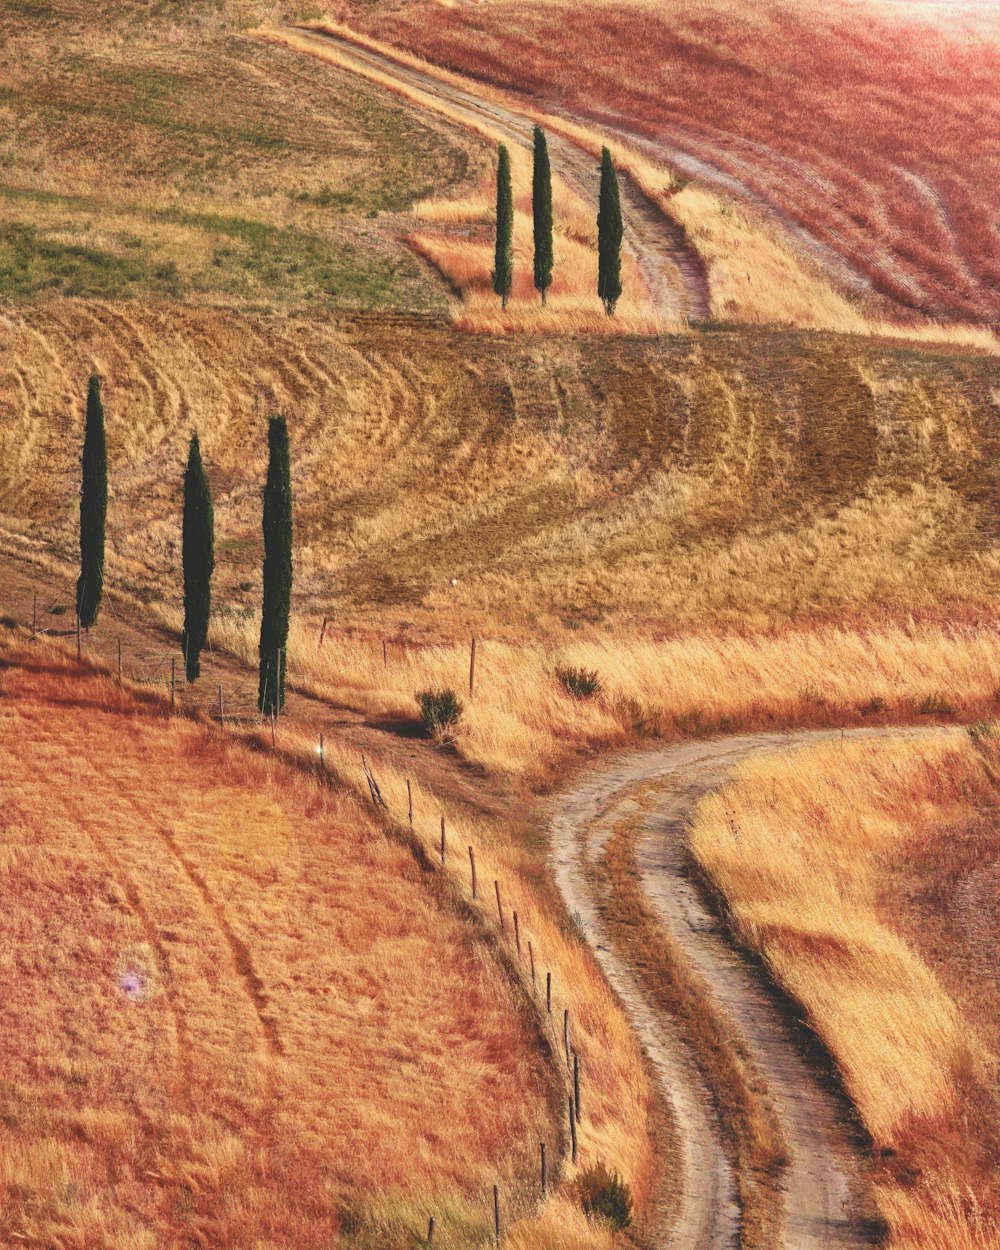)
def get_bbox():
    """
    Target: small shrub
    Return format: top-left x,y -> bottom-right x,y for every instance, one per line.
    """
613,694 -> 665,739
49,603 -> 68,616
577,1161 -> 633,1230
916,692 -> 957,717
238,580 -> 254,593
859,695 -> 887,716
668,172 -> 691,194
416,688 -> 463,738
968,720 -> 998,745
556,665 -> 601,699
